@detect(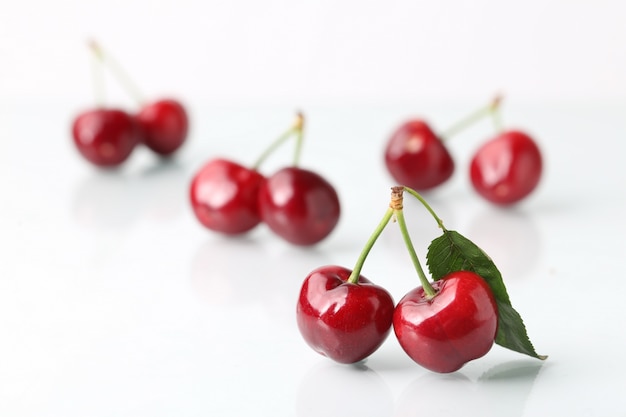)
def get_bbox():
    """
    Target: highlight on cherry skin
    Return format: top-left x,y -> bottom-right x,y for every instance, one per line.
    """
189,158 -> 265,235
393,270 -> 498,373
72,108 -> 139,167
296,265 -> 395,364
384,120 -> 454,191
470,130 -> 543,205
